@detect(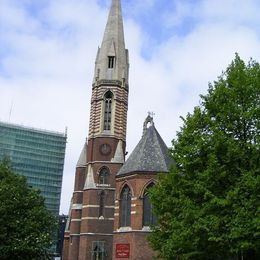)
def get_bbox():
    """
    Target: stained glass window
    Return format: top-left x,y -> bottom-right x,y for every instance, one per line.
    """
120,185 -> 131,227
143,183 -> 157,226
